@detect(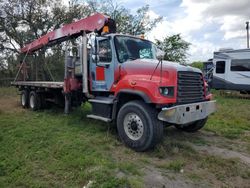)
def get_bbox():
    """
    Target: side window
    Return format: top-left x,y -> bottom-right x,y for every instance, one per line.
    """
99,39 -> 112,62
216,61 -> 225,74
231,59 -> 250,71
